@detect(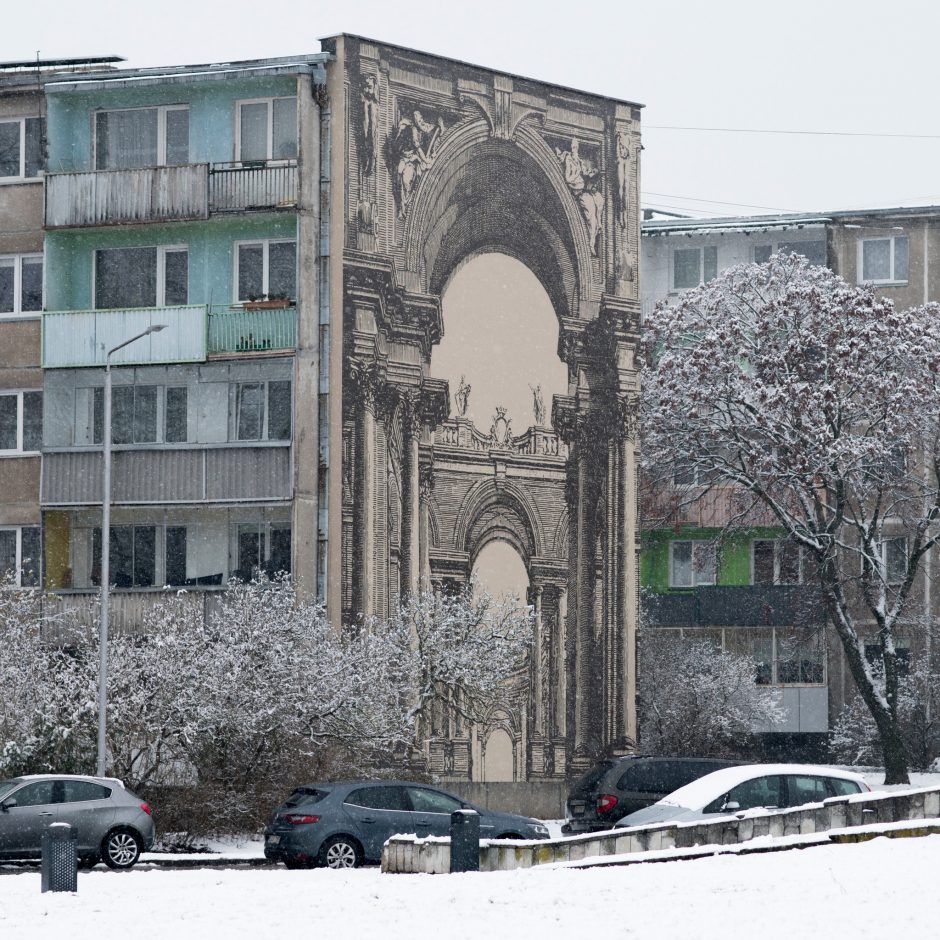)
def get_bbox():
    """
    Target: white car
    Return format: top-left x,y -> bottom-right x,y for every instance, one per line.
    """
615,763 -> 870,828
